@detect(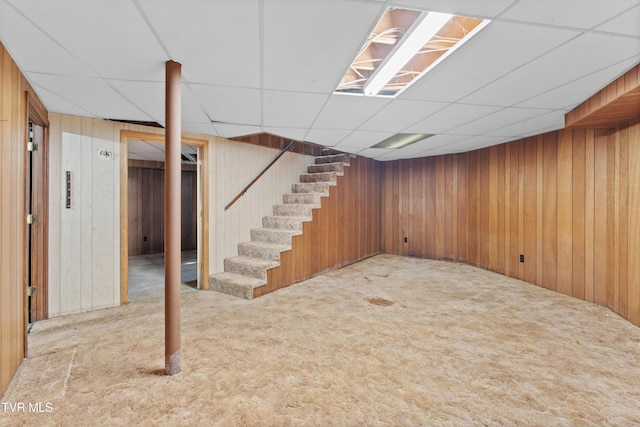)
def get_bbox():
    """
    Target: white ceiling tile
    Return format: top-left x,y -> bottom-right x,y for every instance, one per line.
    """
304,129 -> 353,146
137,0 -> 261,87
10,0 -> 167,81
0,2 -> 94,77
262,127 -> 308,141
359,99 -> 448,132
461,33 -> 640,106
427,135 -> 509,154
263,0 -> 384,92
517,56 -> 640,109
334,130 -> 395,151
181,87 -> 214,124
313,94 -> 390,130
357,148 -> 397,159
3,0 -> 638,159
28,73 -> 151,121
390,0 -> 517,18
484,111 -> 564,138
404,134 -> 469,151
128,139 -> 162,154
69,77 -> 153,119
128,138 -> 201,161
190,84 -> 261,126
213,123 -> 263,139
29,84 -> 96,118
596,5 -> 640,36
501,0 -> 640,29
262,91 -> 328,128
182,123 -> 216,136
449,107 -> 554,135
405,103 -> 502,134
401,21 -> 578,103
108,81 -> 210,124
